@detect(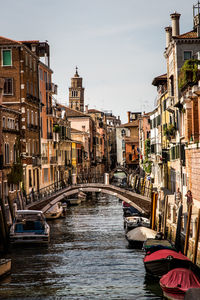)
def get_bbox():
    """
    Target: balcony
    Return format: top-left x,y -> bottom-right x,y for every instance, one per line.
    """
178,59 -> 200,92
46,107 -> 53,115
26,93 -> 40,103
32,156 -> 41,167
46,82 -> 58,94
47,132 -> 53,140
42,156 -> 48,164
50,156 -> 57,164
